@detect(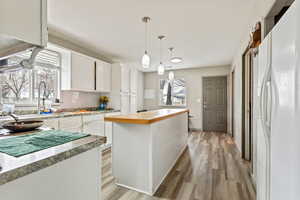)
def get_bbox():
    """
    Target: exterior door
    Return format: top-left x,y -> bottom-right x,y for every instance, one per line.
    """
203,76 -> 227,132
